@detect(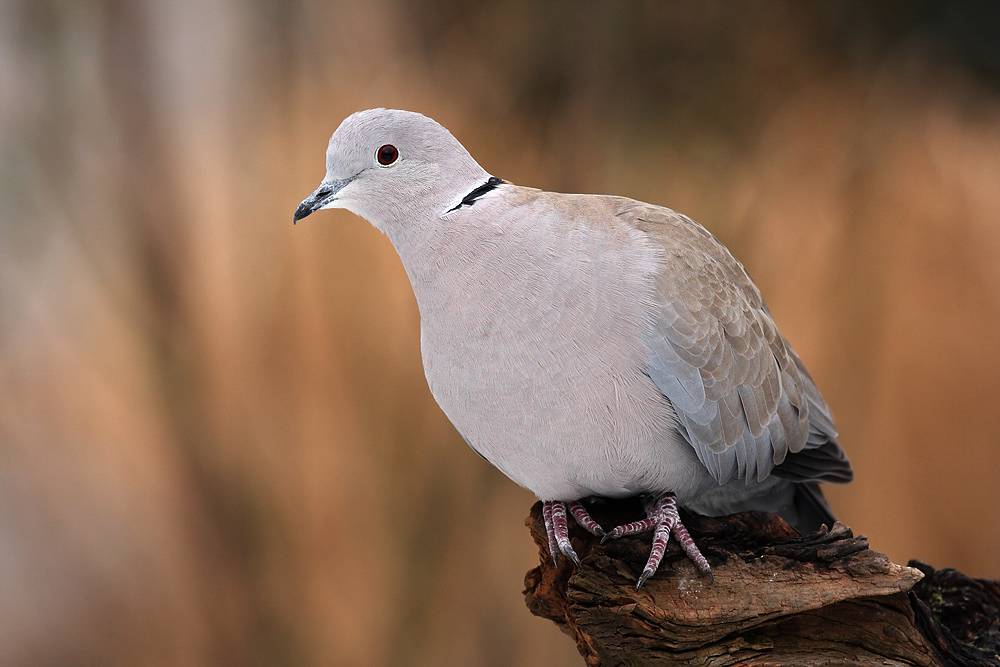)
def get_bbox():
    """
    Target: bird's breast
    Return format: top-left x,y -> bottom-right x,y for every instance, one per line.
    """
407,199 -> 701,499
